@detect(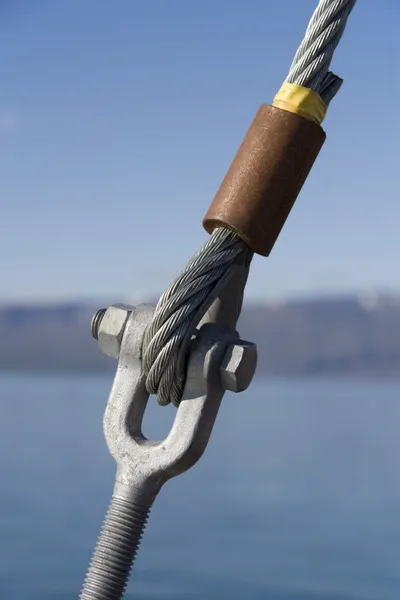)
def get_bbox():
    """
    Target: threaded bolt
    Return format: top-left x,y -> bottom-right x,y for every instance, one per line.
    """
91,308 -> 107,340
79,495 -> 150,600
